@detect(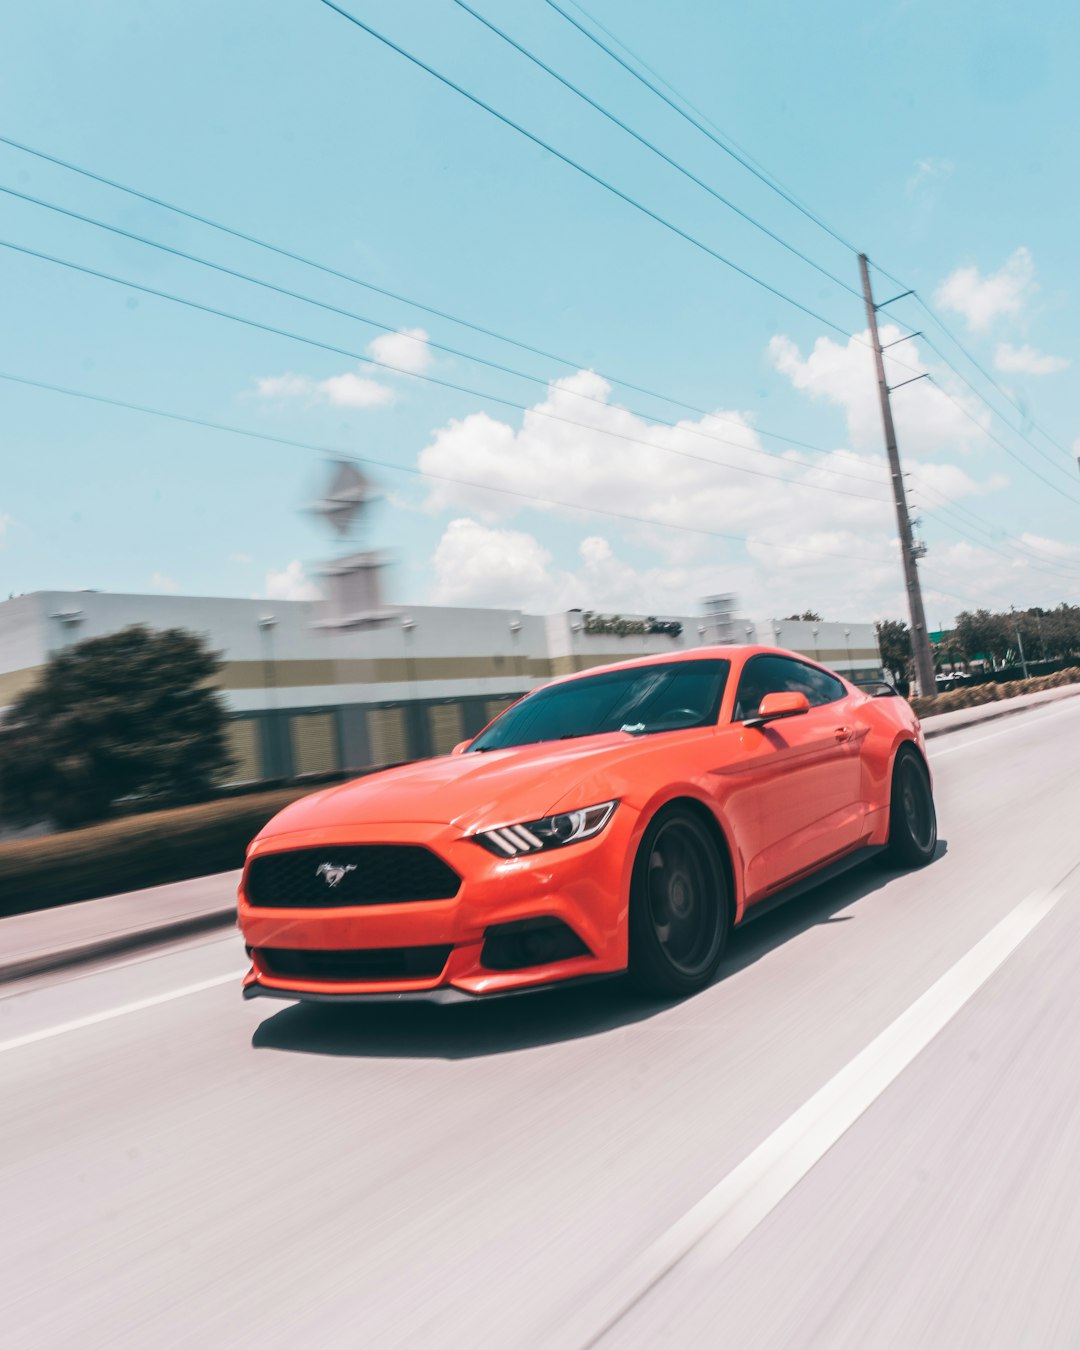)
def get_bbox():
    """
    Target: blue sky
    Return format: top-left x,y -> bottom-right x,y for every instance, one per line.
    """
2,0 -> 1078,626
